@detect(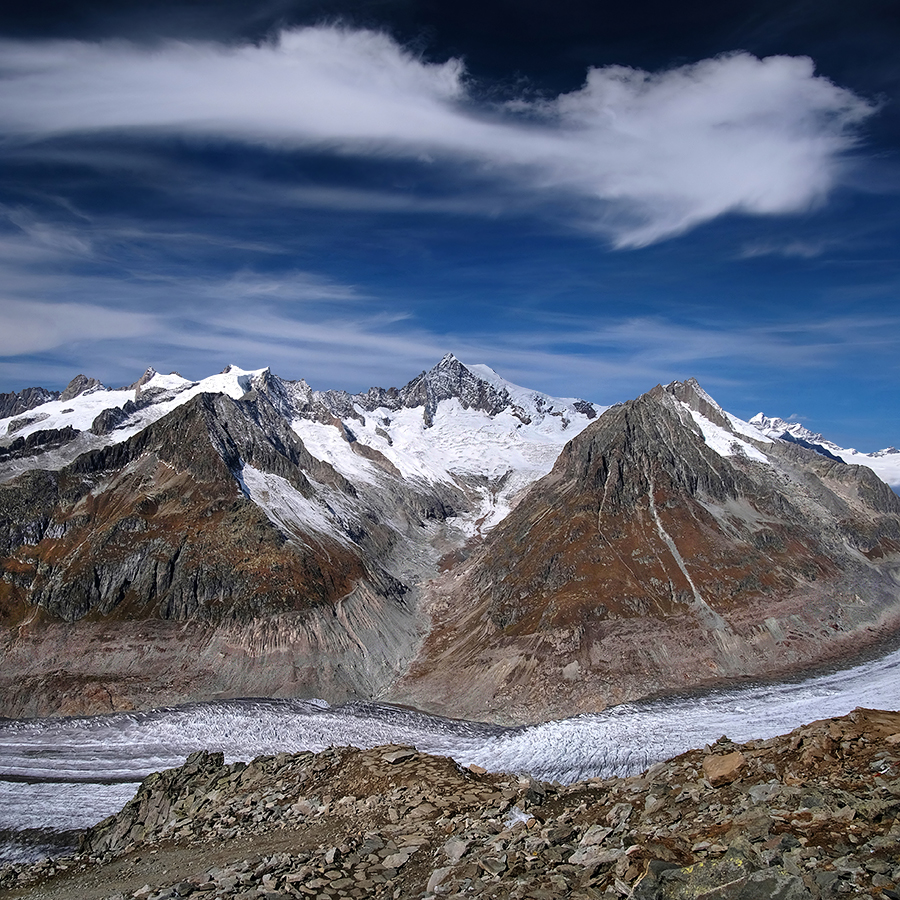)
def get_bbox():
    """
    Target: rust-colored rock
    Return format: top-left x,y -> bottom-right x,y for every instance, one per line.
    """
702,750 -> 747,786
